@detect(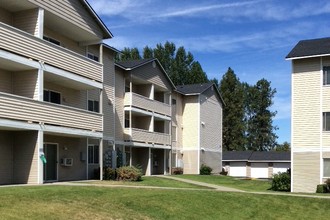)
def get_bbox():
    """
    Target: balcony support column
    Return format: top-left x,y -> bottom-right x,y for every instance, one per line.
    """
150,84 -> 154,100
146,147 -> 152,176
99,138 -> 103,180
37,8 -> 44,38
37,68 -> 44,101
37,130 -> 44,184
